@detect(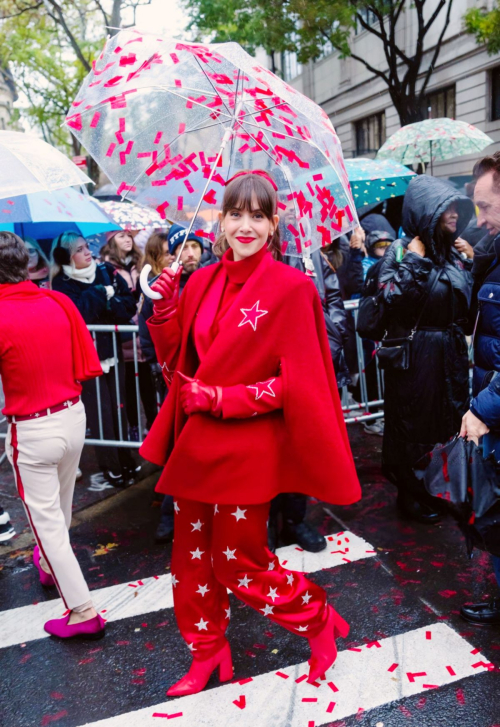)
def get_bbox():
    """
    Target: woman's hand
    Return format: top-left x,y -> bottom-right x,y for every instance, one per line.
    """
152,266 -> 182,316
460,409 -> 489,444
179,374 -> 221,416
454,237 -> 474,259
407,236 -> 426,257
349,226 -> 366,255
